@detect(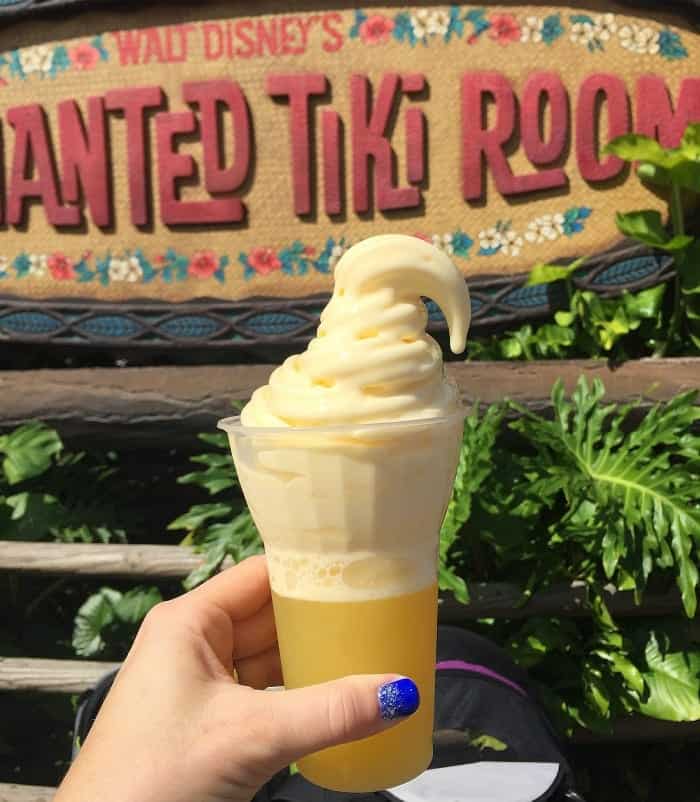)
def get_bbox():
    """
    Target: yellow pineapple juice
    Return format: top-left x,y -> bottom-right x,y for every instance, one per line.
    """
272,583 -> 438,791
